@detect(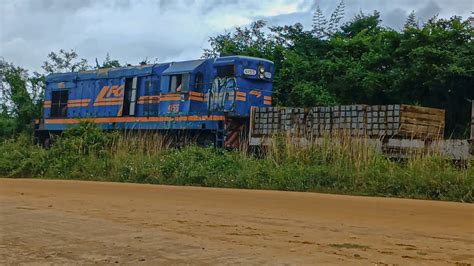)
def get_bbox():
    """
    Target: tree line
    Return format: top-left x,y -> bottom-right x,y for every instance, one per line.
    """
1,4 -> 473,138
204,5 -> 473,137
